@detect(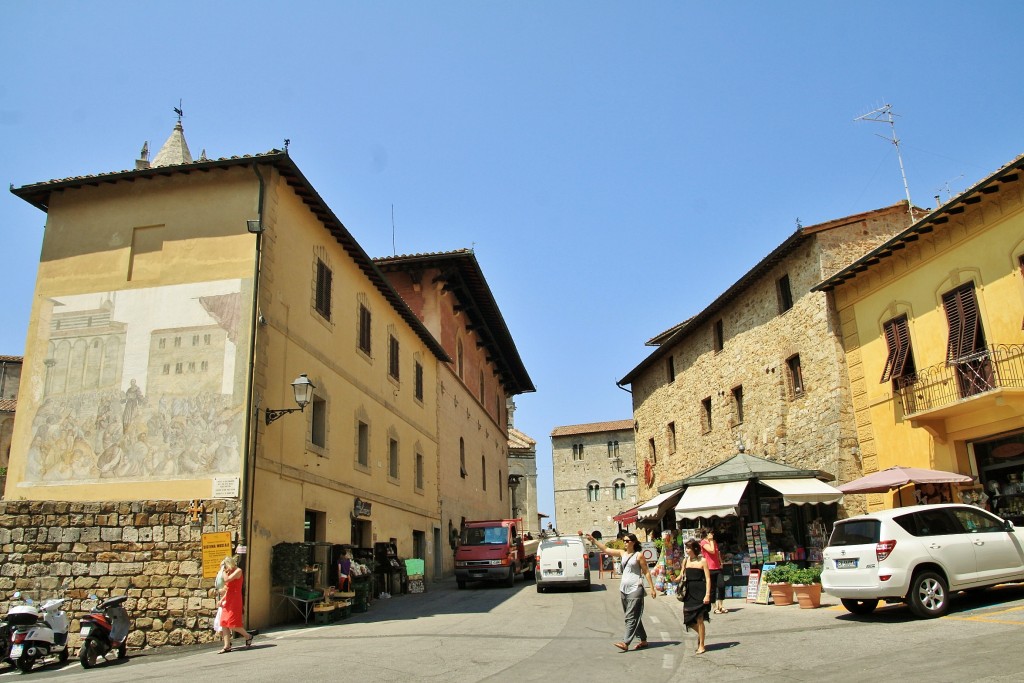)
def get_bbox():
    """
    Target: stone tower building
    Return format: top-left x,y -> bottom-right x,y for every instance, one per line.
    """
551,420 -> 636,539
619,203 -> 923,517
